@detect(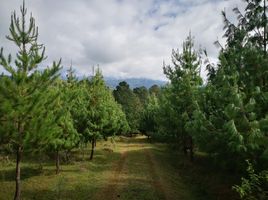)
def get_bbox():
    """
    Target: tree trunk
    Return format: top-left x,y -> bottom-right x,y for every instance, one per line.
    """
94,139 -> 97,147
89,139 -> 95,160
14,146 -> 22,200
183,146 -> 187,155
189,136 -> 194,162
55,150 -> 60,174
183,135 -> 194,161
82,143 -> 85,161
190,145 -> 194,162
38,153 -> 43,171
65,150 -> 71,163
